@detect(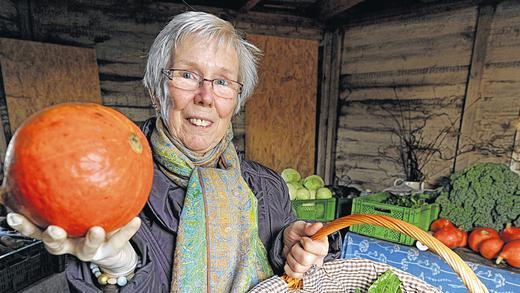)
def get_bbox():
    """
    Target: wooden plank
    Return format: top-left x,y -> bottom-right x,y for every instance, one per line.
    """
0,64 -> 10,173
319,0 -> 365,21
342,67 -> 469,88
343,84 -> 466,102
0,0 -> 20,35
341,6 -> 477,47
324,29 -> 342,184
111,106 -> 155,124
342,0 -> 478,30
14,0 -> 32,39
343,33 -> 474,65
454,5 -> 495,171
240,0 -> 262,12
0,38 -> 102,132
231,109 -> 246,154
316,32 -> 333,180
317,29 -> 342,184
245,34 -> 318,176
512,115 -> 520,174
